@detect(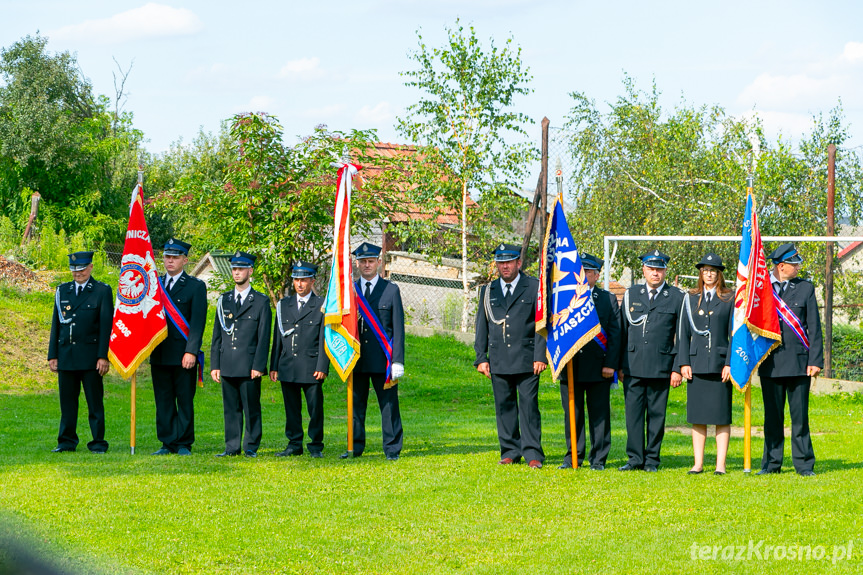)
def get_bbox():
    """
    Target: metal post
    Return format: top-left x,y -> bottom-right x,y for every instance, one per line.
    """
825,144 -> 836,378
